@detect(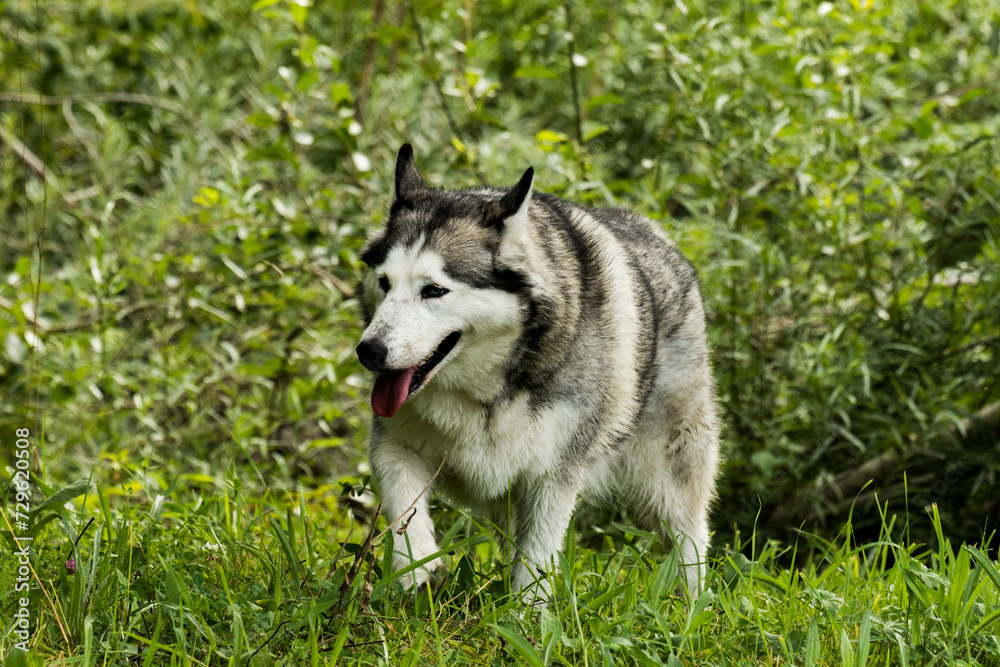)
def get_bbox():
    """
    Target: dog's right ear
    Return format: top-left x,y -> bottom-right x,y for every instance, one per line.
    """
394,143 -> 425,202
